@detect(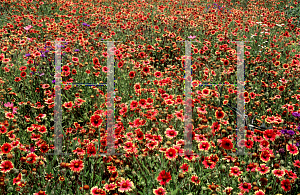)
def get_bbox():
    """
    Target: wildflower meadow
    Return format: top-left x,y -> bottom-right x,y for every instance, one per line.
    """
0,0 -> 300,194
